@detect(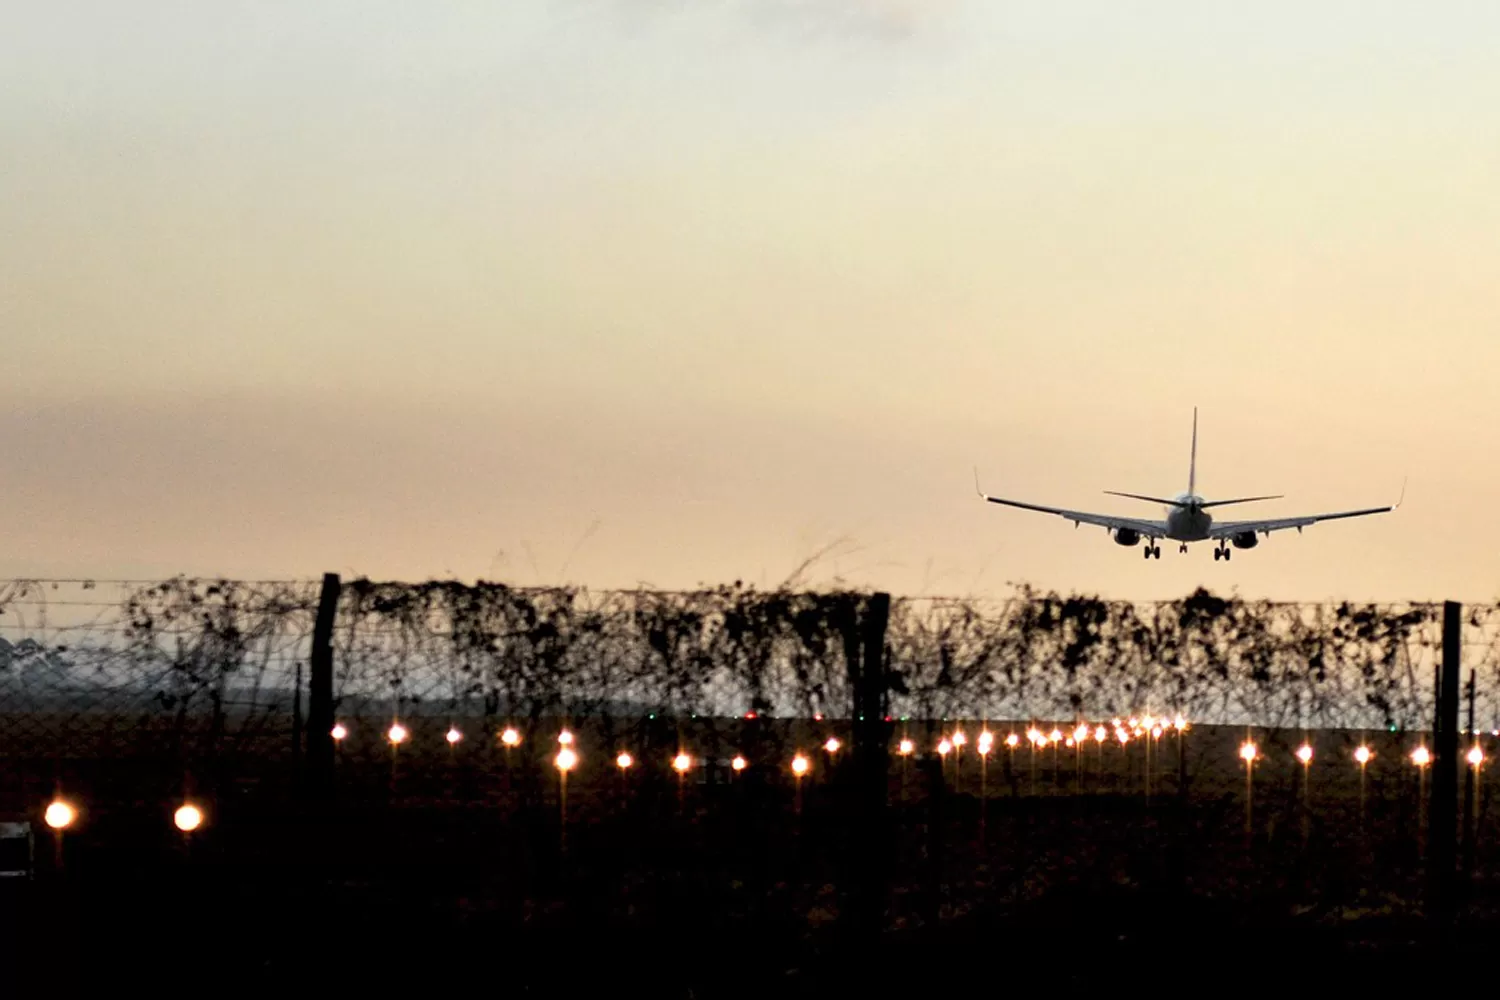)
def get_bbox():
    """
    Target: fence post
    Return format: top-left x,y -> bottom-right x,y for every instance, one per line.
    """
848,592 -> 892,948
306,573 -> 341,799
1429,600 -> 1461,924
